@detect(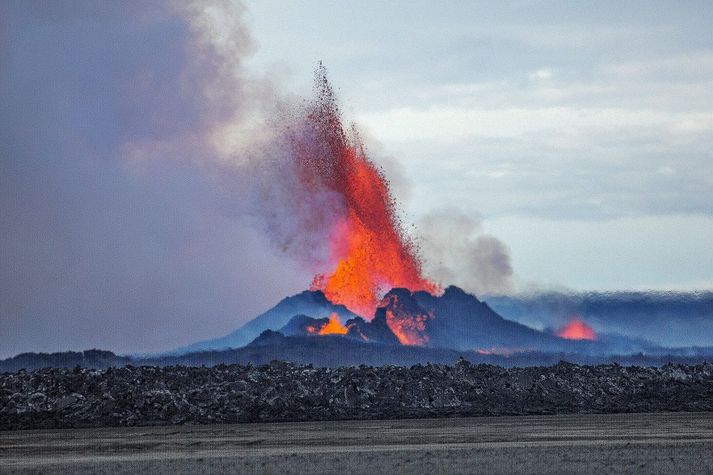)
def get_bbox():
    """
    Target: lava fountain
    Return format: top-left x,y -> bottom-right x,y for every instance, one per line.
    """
288,65 -> 438,318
